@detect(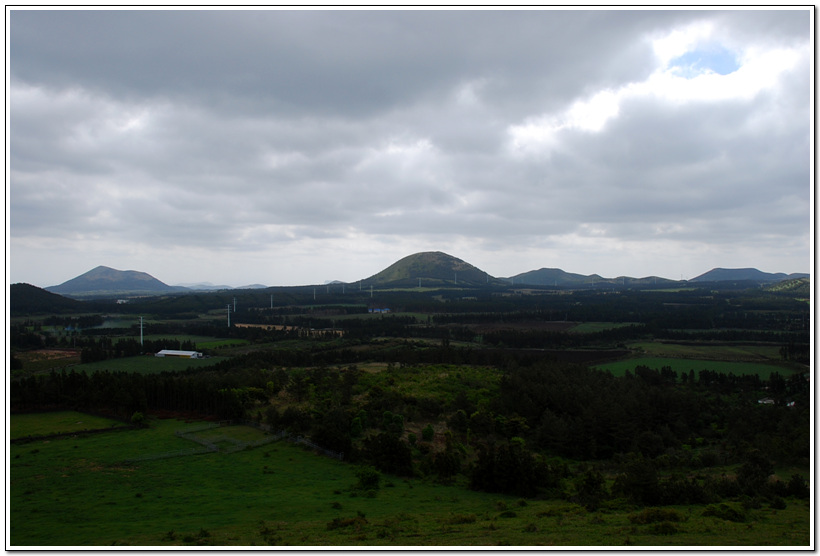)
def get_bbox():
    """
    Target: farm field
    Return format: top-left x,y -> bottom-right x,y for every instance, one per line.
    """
628,342 -> 784,362
13,349 -> 82,375
9,414 -> 810,548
